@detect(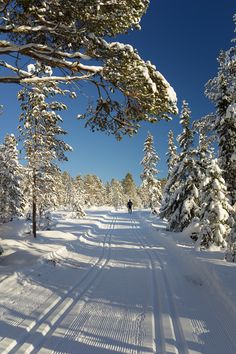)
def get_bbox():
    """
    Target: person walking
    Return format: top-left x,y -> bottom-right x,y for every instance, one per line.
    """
127,199 -> 133,213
